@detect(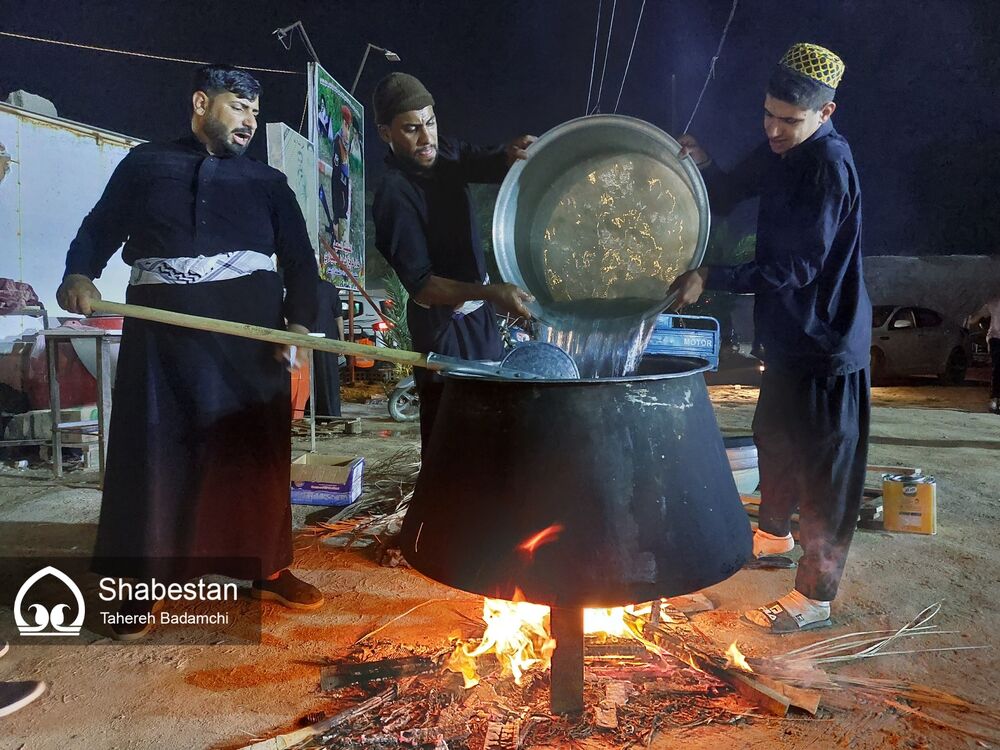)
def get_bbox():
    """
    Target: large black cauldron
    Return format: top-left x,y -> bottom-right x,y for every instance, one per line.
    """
400,356 -> 752,608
